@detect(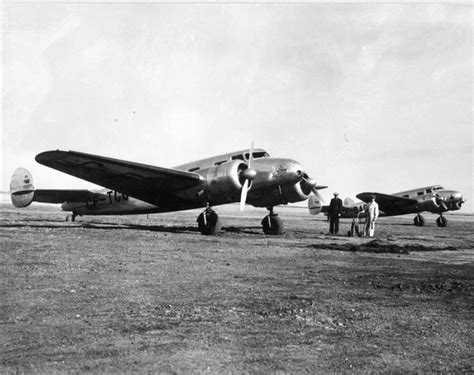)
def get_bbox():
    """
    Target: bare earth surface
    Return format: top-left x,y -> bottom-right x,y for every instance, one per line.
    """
1,204 -> 473,373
